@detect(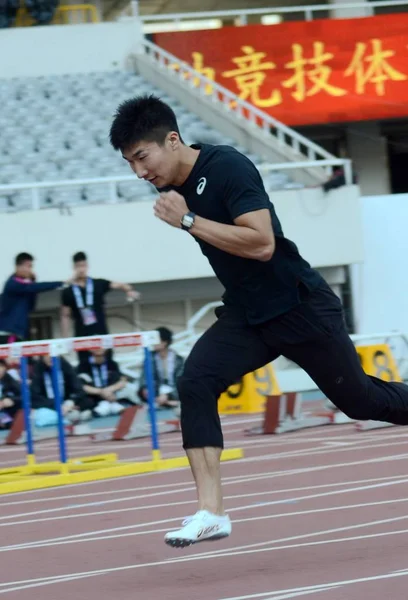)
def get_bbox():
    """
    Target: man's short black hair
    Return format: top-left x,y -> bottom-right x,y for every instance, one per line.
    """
15,252 -> 33,266
73,251 -> 87,263
157,326 -> 173,346
109,94 -> 182,152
